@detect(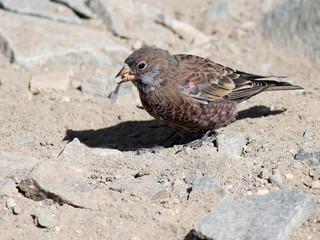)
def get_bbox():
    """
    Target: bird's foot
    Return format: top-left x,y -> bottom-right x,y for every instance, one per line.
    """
183,130 -> 215,150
